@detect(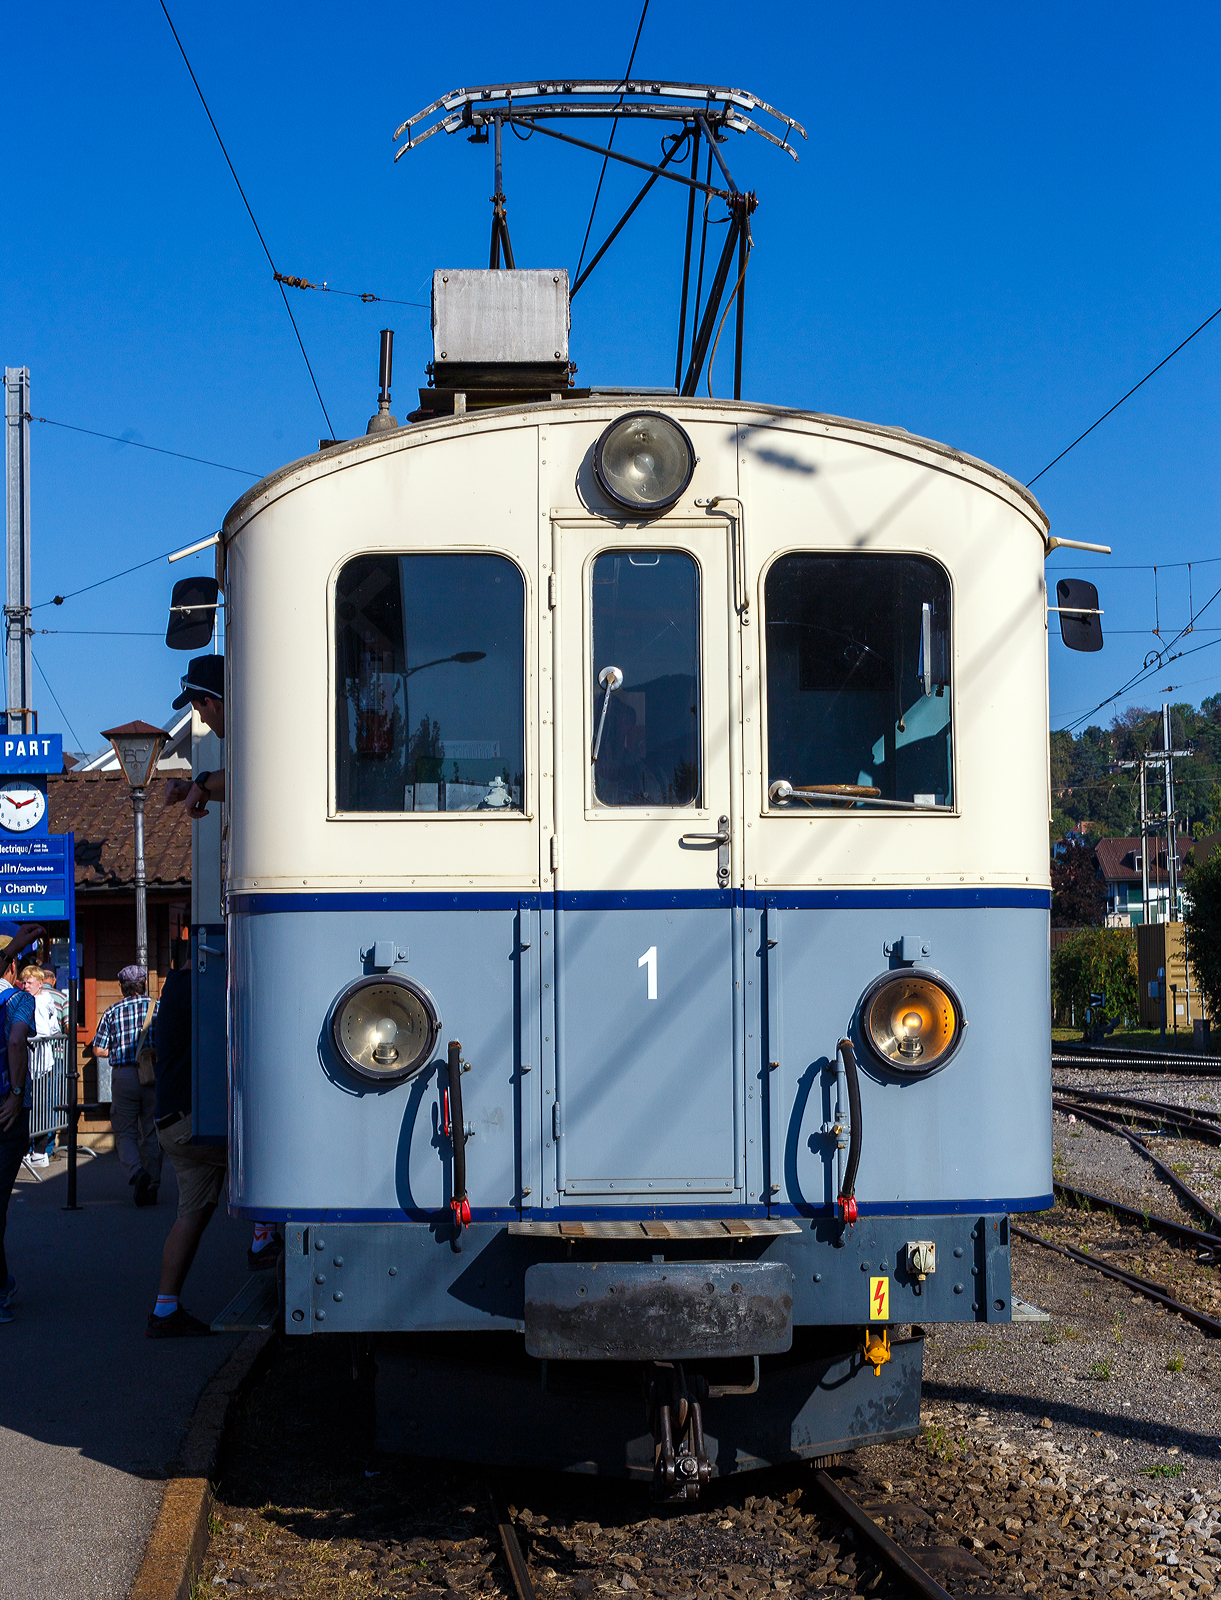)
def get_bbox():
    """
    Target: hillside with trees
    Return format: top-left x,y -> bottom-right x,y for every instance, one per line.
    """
1050,696 -> 1221,845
